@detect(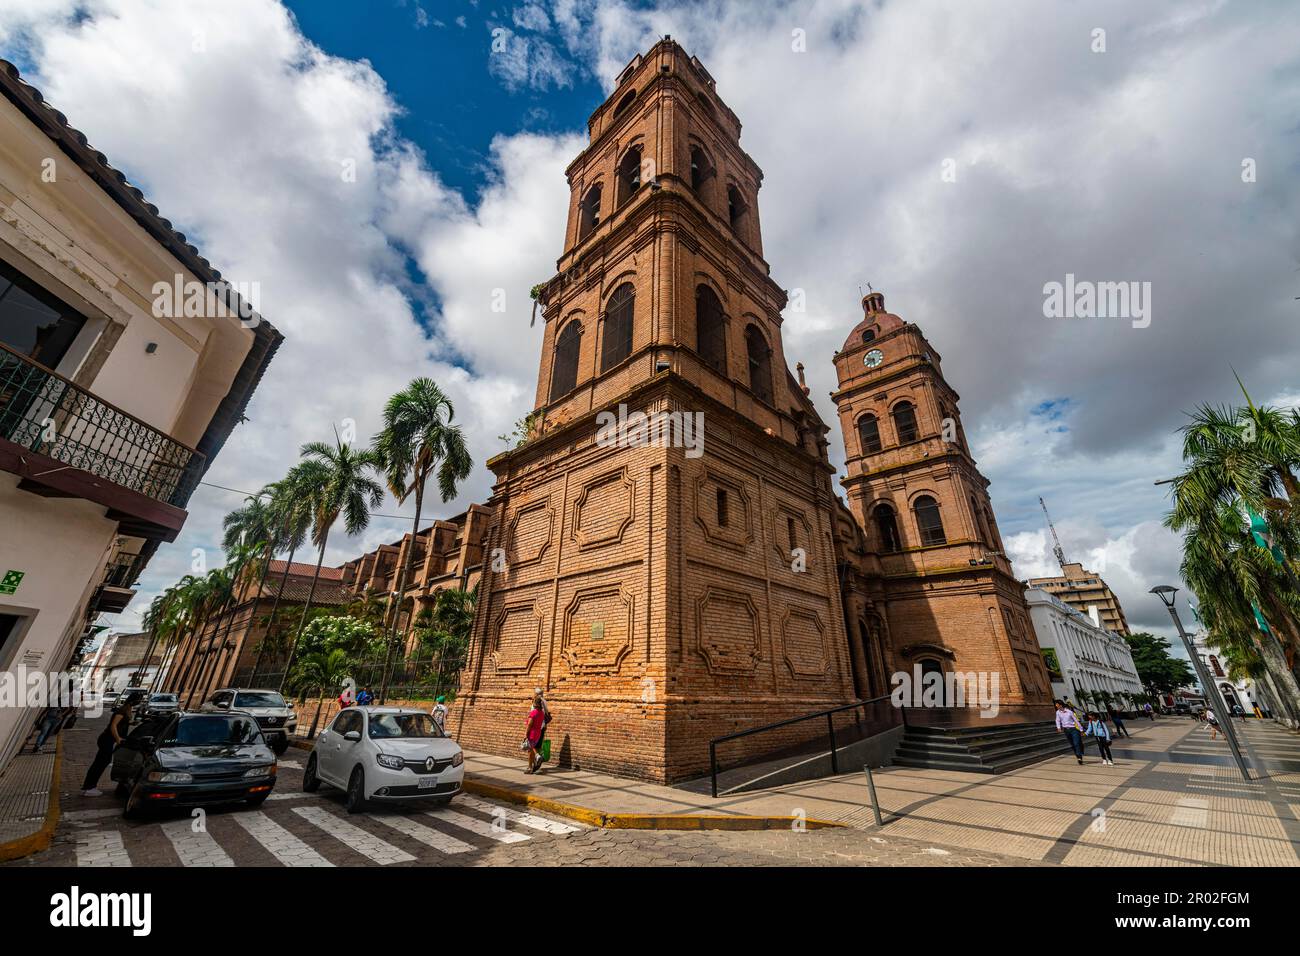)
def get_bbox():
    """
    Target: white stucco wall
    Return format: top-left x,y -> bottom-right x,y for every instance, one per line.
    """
0,474 -> 118,766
